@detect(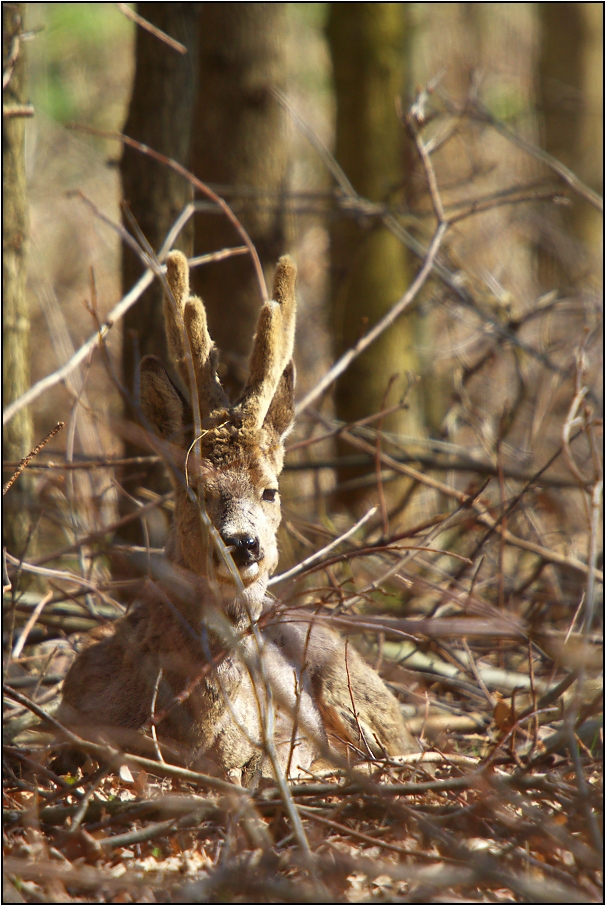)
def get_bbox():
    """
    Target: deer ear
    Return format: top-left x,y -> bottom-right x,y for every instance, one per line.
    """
139,356 -> 188,442
264,361 -> 295,439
